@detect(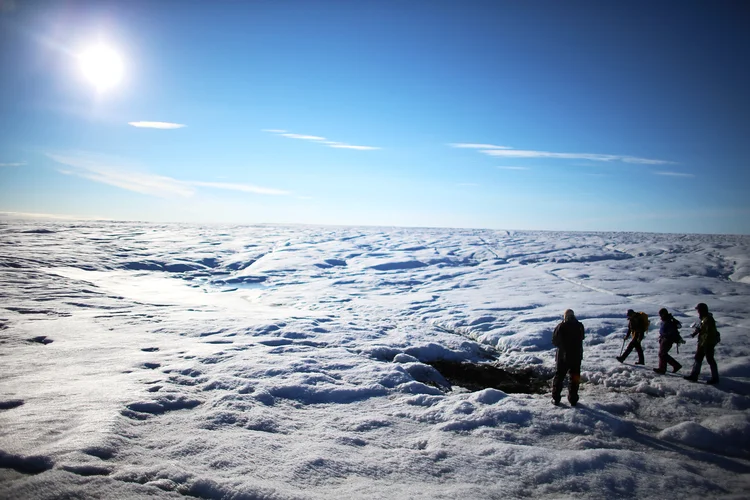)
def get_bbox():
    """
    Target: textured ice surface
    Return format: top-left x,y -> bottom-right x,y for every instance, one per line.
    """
1,221 -> 749,499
